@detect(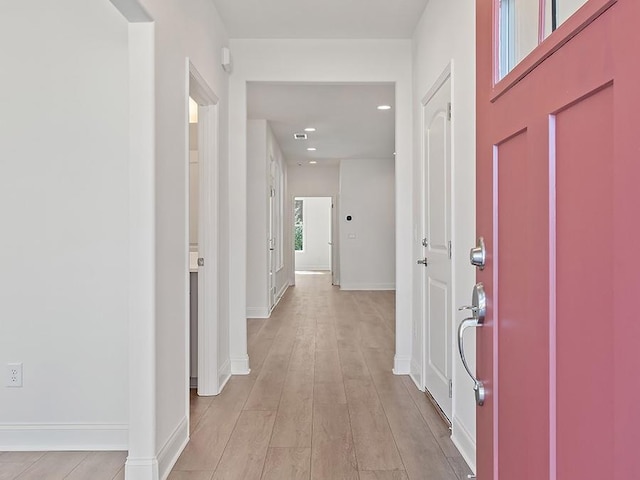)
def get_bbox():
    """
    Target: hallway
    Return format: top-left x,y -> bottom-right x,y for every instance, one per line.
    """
171,272 -> 472,479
